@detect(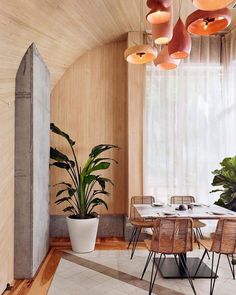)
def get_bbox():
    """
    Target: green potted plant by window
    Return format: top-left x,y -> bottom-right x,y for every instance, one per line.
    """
50,123 -> 118,253
210,156 -> 236,212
